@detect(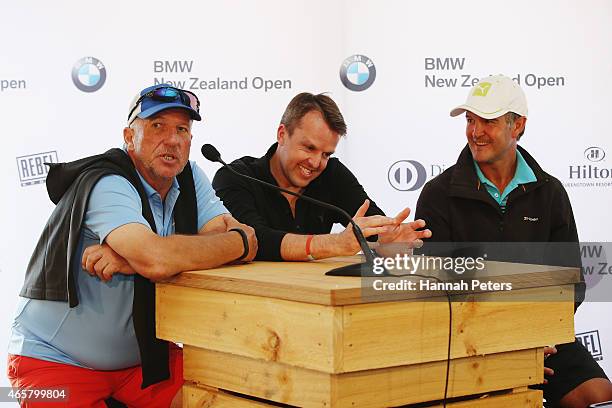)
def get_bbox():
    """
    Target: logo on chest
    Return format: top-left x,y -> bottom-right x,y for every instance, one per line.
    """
523,216 -> 539,222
